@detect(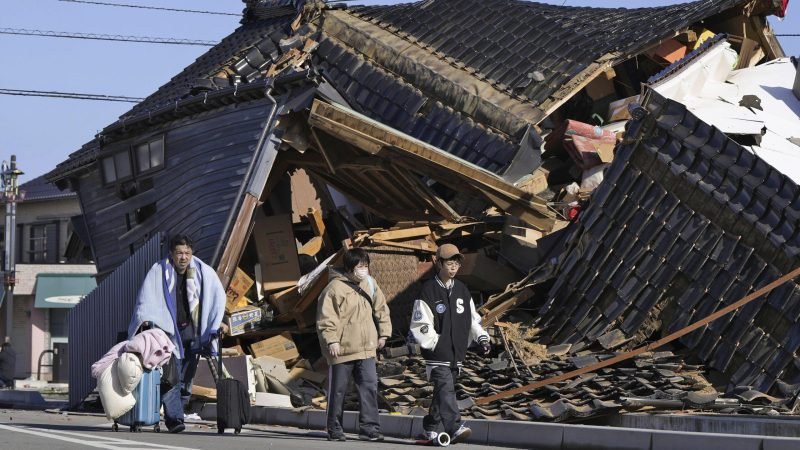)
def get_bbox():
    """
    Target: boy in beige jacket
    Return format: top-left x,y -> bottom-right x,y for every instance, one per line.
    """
317,248 -> 392,442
